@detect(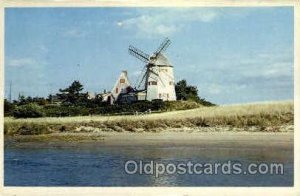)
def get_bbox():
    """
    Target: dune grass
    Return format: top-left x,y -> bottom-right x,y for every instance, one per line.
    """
4,101 -> 294,135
